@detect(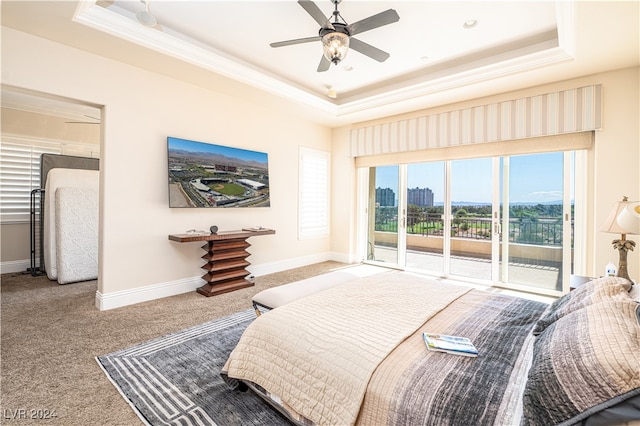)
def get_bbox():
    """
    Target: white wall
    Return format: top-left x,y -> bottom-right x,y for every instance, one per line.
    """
1,27 -> 334,308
